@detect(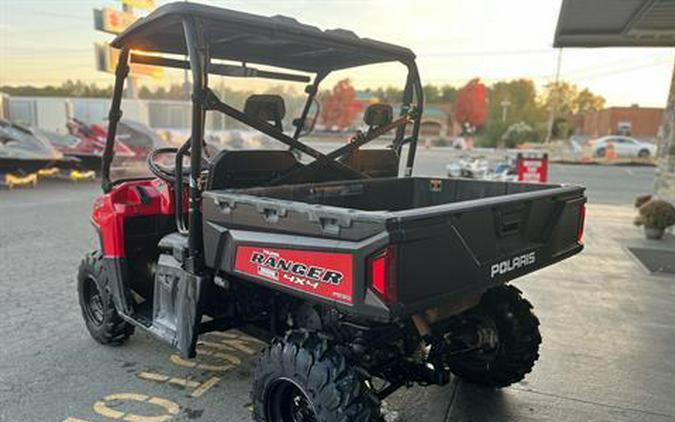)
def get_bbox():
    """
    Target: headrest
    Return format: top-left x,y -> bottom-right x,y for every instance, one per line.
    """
244,95 -> 286,122
364,103 -> 393,127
